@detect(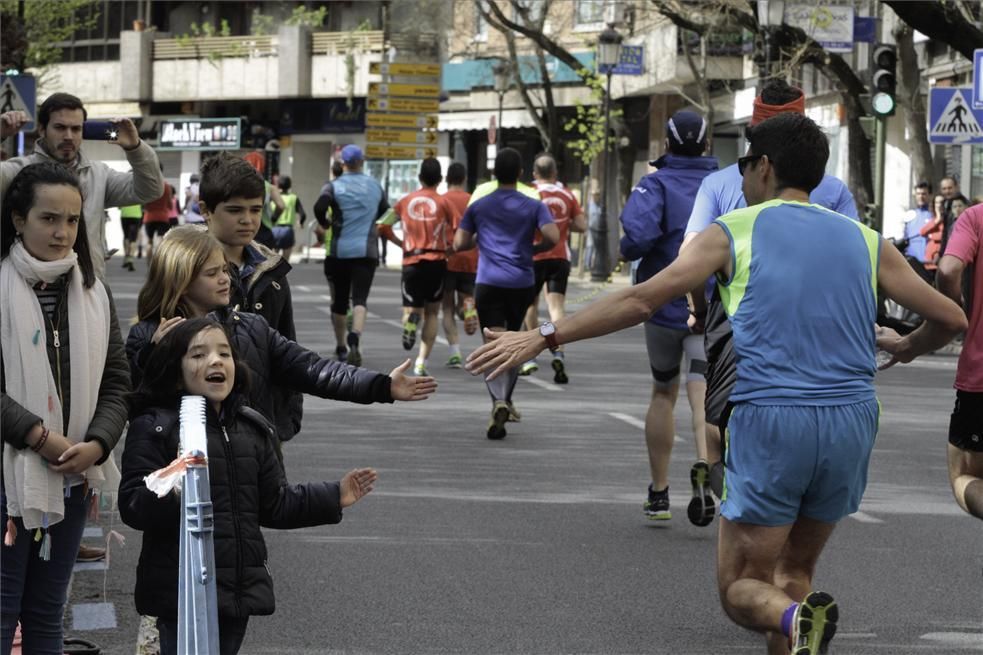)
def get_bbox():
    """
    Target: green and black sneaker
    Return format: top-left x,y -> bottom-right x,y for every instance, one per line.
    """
687,460 -> 716,527
644,485 -> 671,521
791,591 -> 838,654
402,312 -> 420,350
